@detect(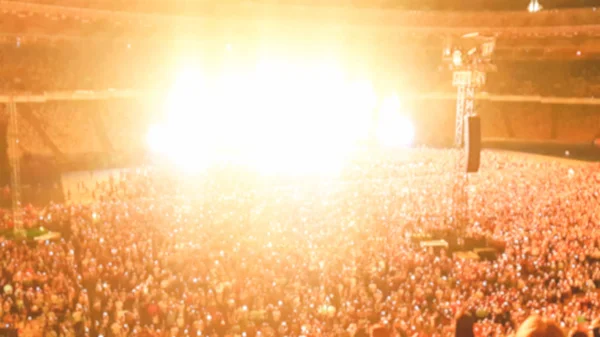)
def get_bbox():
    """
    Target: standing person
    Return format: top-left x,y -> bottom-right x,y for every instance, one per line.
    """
515,316 -> 564,337
455,312 -> 475,337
